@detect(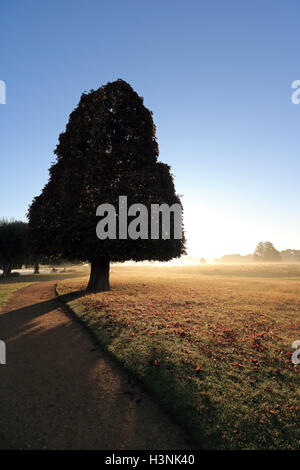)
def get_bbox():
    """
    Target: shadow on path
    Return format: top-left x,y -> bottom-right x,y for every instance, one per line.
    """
0,282 -> 190,450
